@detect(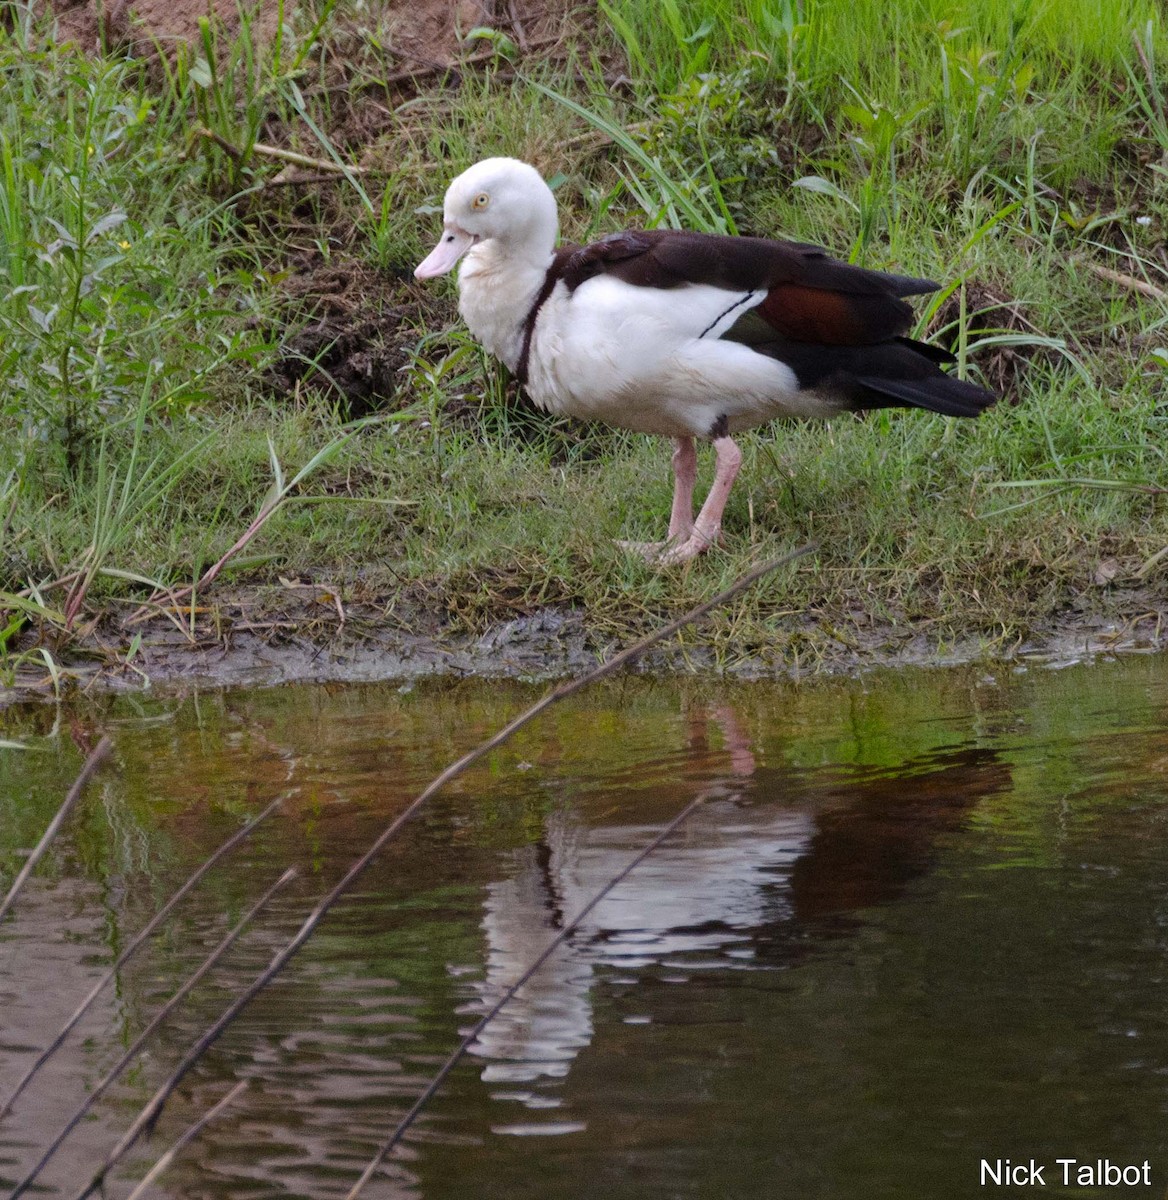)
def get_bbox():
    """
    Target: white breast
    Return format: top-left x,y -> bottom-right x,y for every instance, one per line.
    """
525,276 -> 817,437
457,243 -> 548,373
